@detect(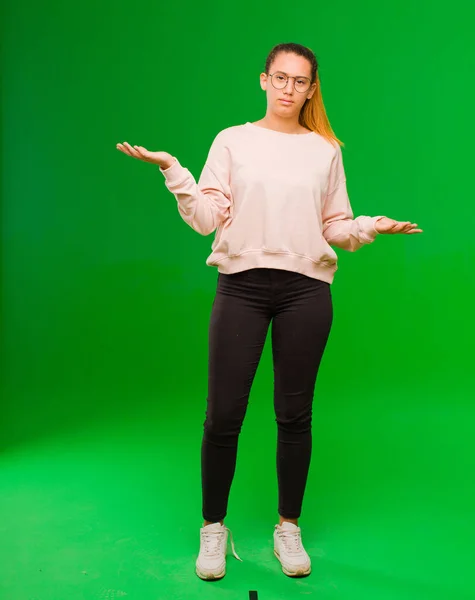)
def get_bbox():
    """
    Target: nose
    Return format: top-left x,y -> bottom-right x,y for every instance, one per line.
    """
284,77 -> 294,94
